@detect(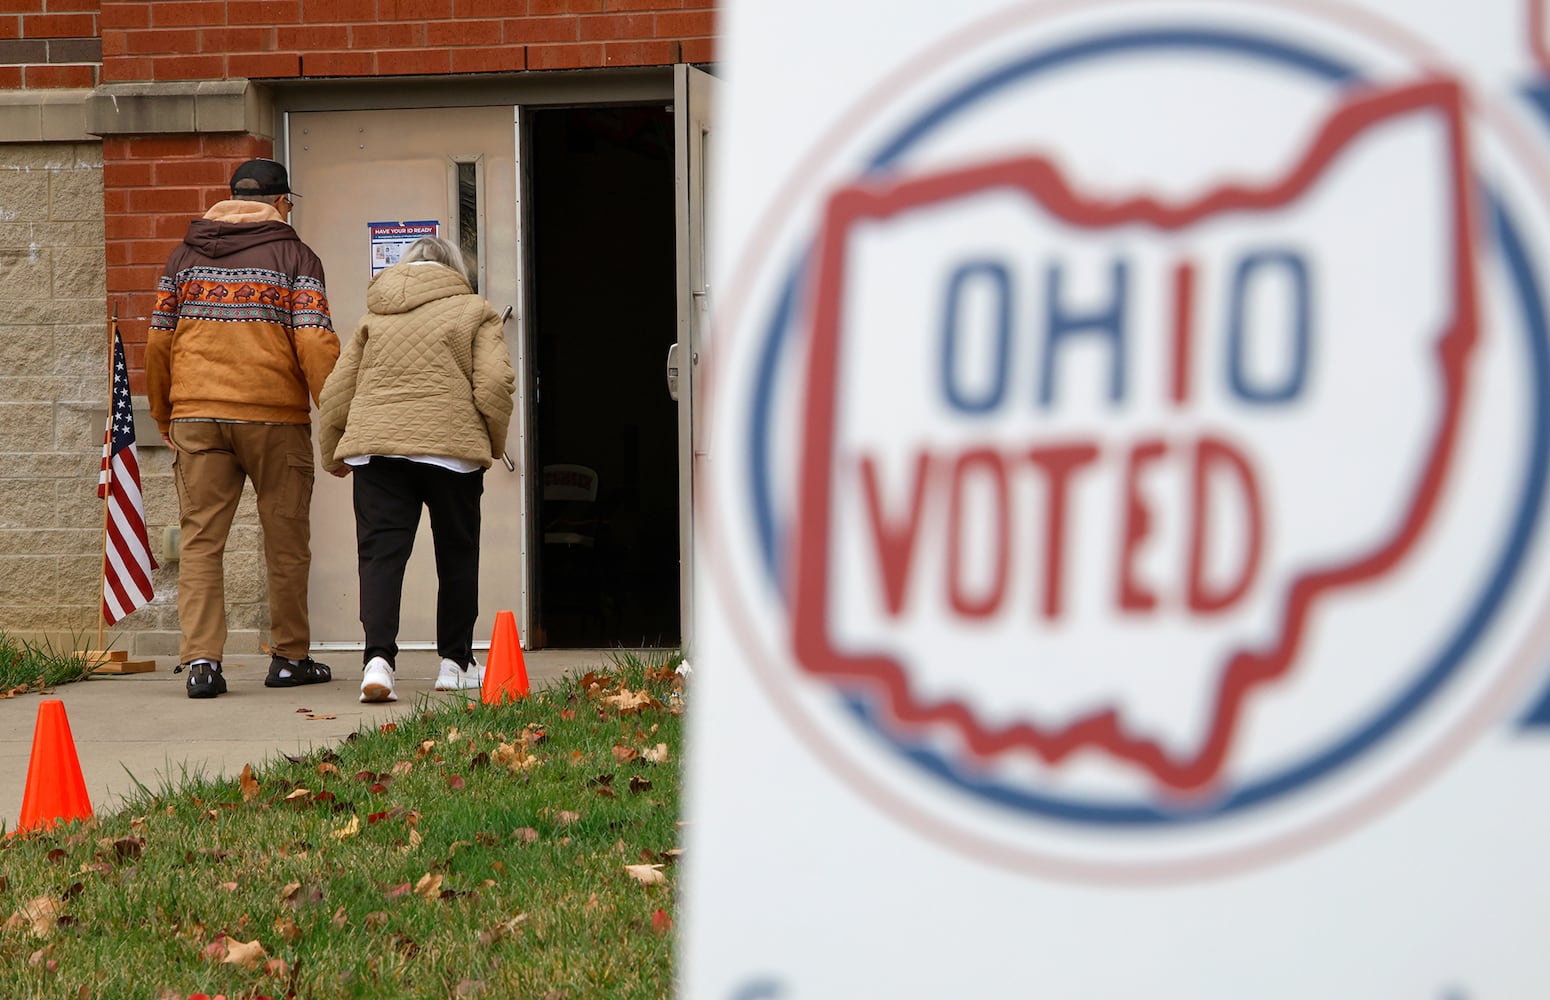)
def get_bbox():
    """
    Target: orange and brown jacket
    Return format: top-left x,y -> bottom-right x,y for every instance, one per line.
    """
146,200 -> 338,435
